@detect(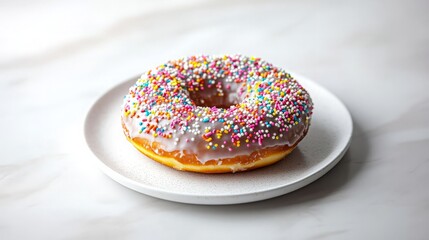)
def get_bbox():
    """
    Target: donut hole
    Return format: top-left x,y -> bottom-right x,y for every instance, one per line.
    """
188,80 -> 244,109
